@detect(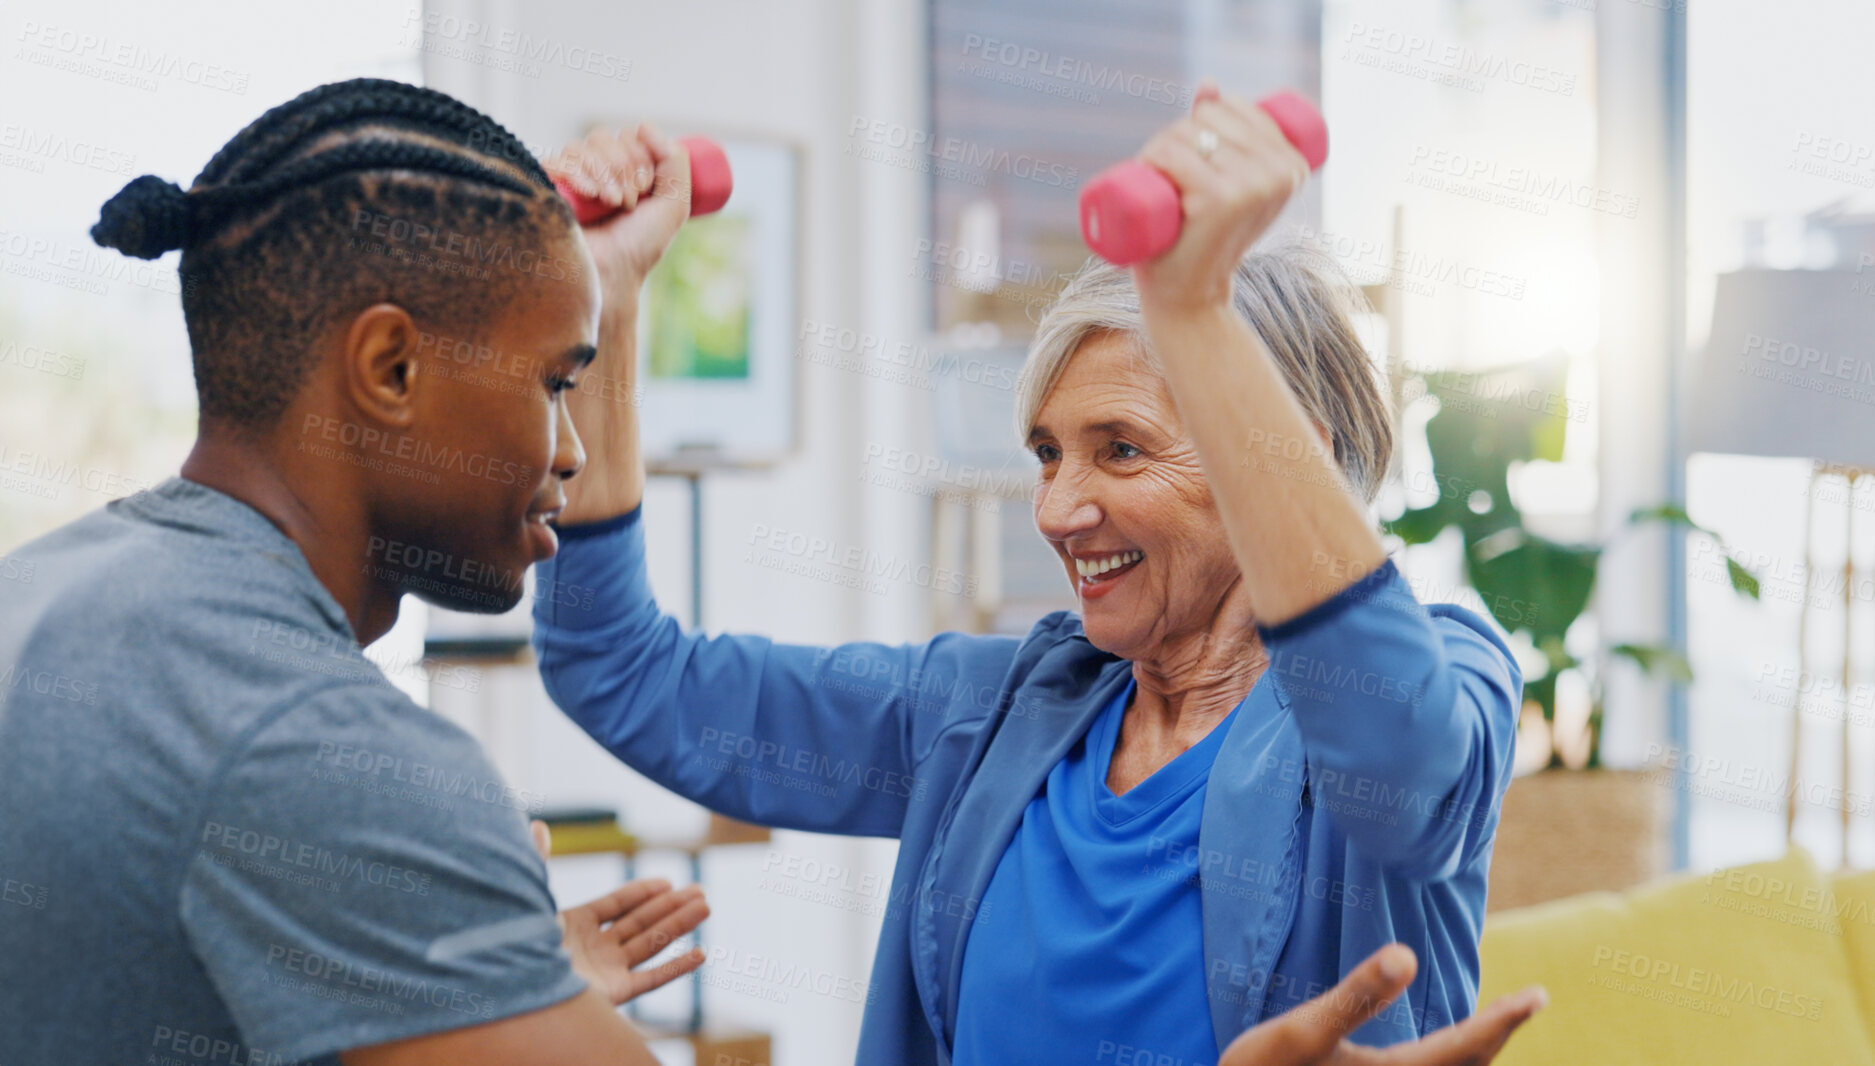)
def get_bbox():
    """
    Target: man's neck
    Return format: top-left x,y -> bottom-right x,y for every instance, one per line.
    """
180,429 -> 398,646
